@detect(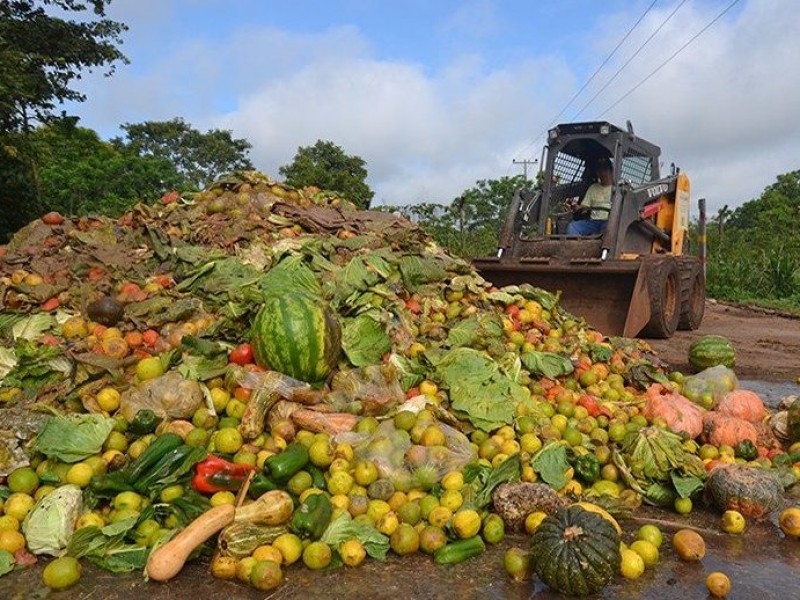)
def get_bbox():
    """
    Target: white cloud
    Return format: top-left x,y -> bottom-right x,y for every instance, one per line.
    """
71,0 -> 800,216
